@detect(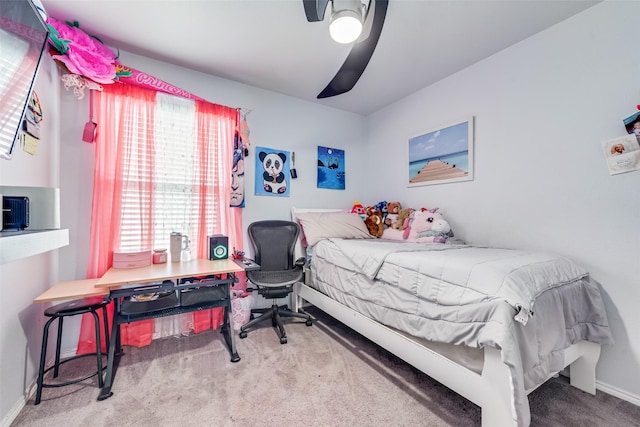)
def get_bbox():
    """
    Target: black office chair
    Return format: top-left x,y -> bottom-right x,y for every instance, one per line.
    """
239,220 -> 312,344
